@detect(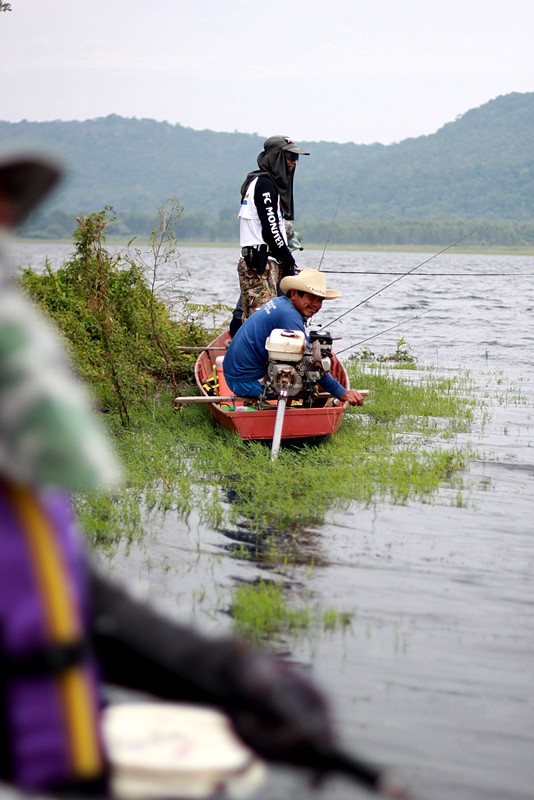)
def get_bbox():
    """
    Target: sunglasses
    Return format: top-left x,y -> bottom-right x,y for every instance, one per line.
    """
285,152 -> 299,162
